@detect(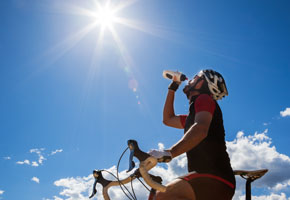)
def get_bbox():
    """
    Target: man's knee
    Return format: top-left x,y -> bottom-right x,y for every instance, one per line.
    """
154,179 -> 195,200
155,191 -> 169,200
